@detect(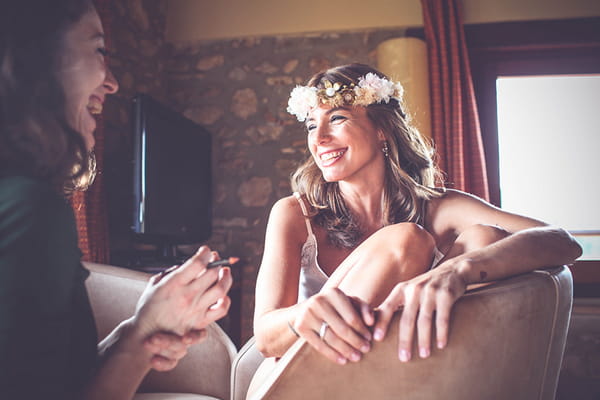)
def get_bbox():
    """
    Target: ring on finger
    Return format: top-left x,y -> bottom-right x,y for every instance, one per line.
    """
318,321 -> 329,340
